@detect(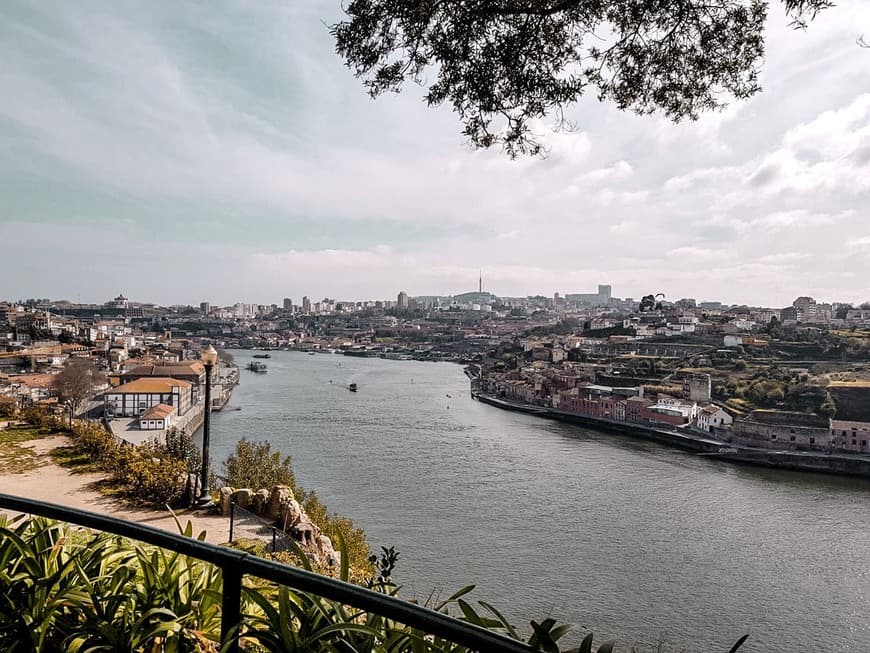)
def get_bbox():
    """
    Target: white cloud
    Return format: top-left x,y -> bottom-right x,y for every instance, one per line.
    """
2,1 -> 870,308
